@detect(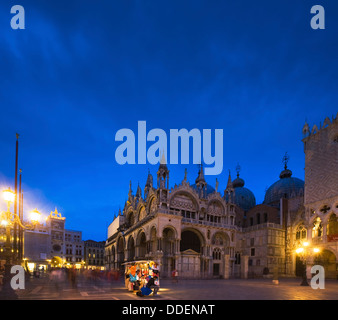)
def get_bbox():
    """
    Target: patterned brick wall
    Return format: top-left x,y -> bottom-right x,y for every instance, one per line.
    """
303,120 -> 338,205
